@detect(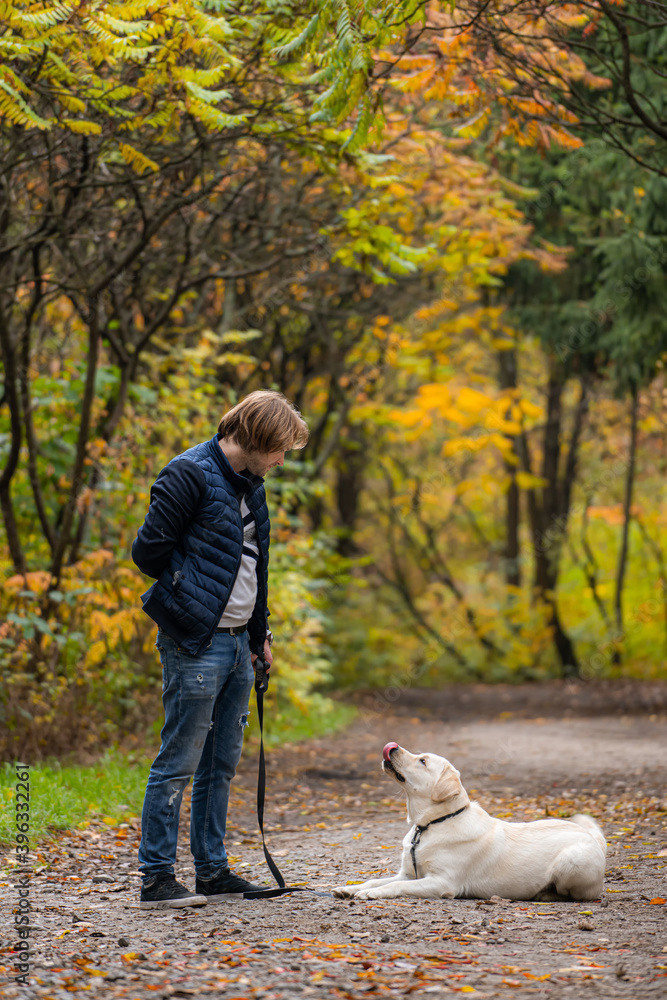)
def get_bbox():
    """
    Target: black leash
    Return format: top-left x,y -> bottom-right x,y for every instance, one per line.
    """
410,806 -> 468,879
244,656 -> 328,900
